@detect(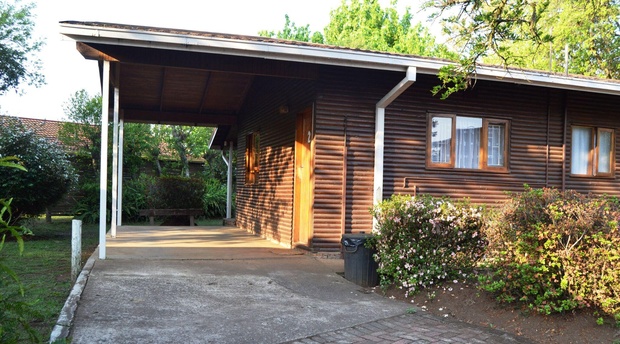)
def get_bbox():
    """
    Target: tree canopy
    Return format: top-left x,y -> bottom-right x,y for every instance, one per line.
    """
424,0 -> 620,97
0,0 -> 44,94
260,0 -> 456,59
